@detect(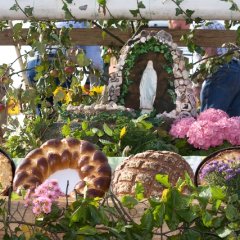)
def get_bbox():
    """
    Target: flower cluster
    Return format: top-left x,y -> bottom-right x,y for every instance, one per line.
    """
199,158 -> 240,194
170,108 -> 240,149
25,179 -> 63,216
